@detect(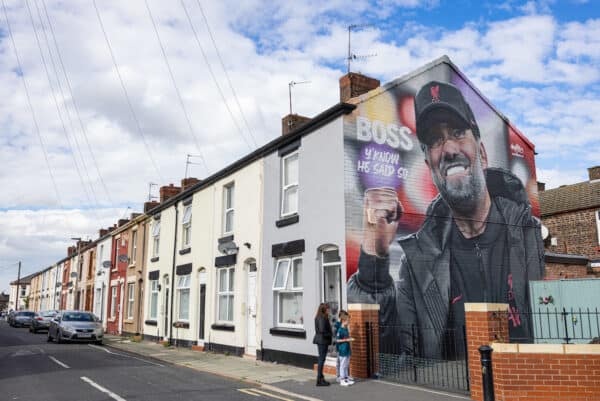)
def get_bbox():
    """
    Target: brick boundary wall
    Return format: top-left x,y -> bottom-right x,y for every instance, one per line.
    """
465,303 -> 510,401
465,303 -> 600,401
348,303 -> 380,379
